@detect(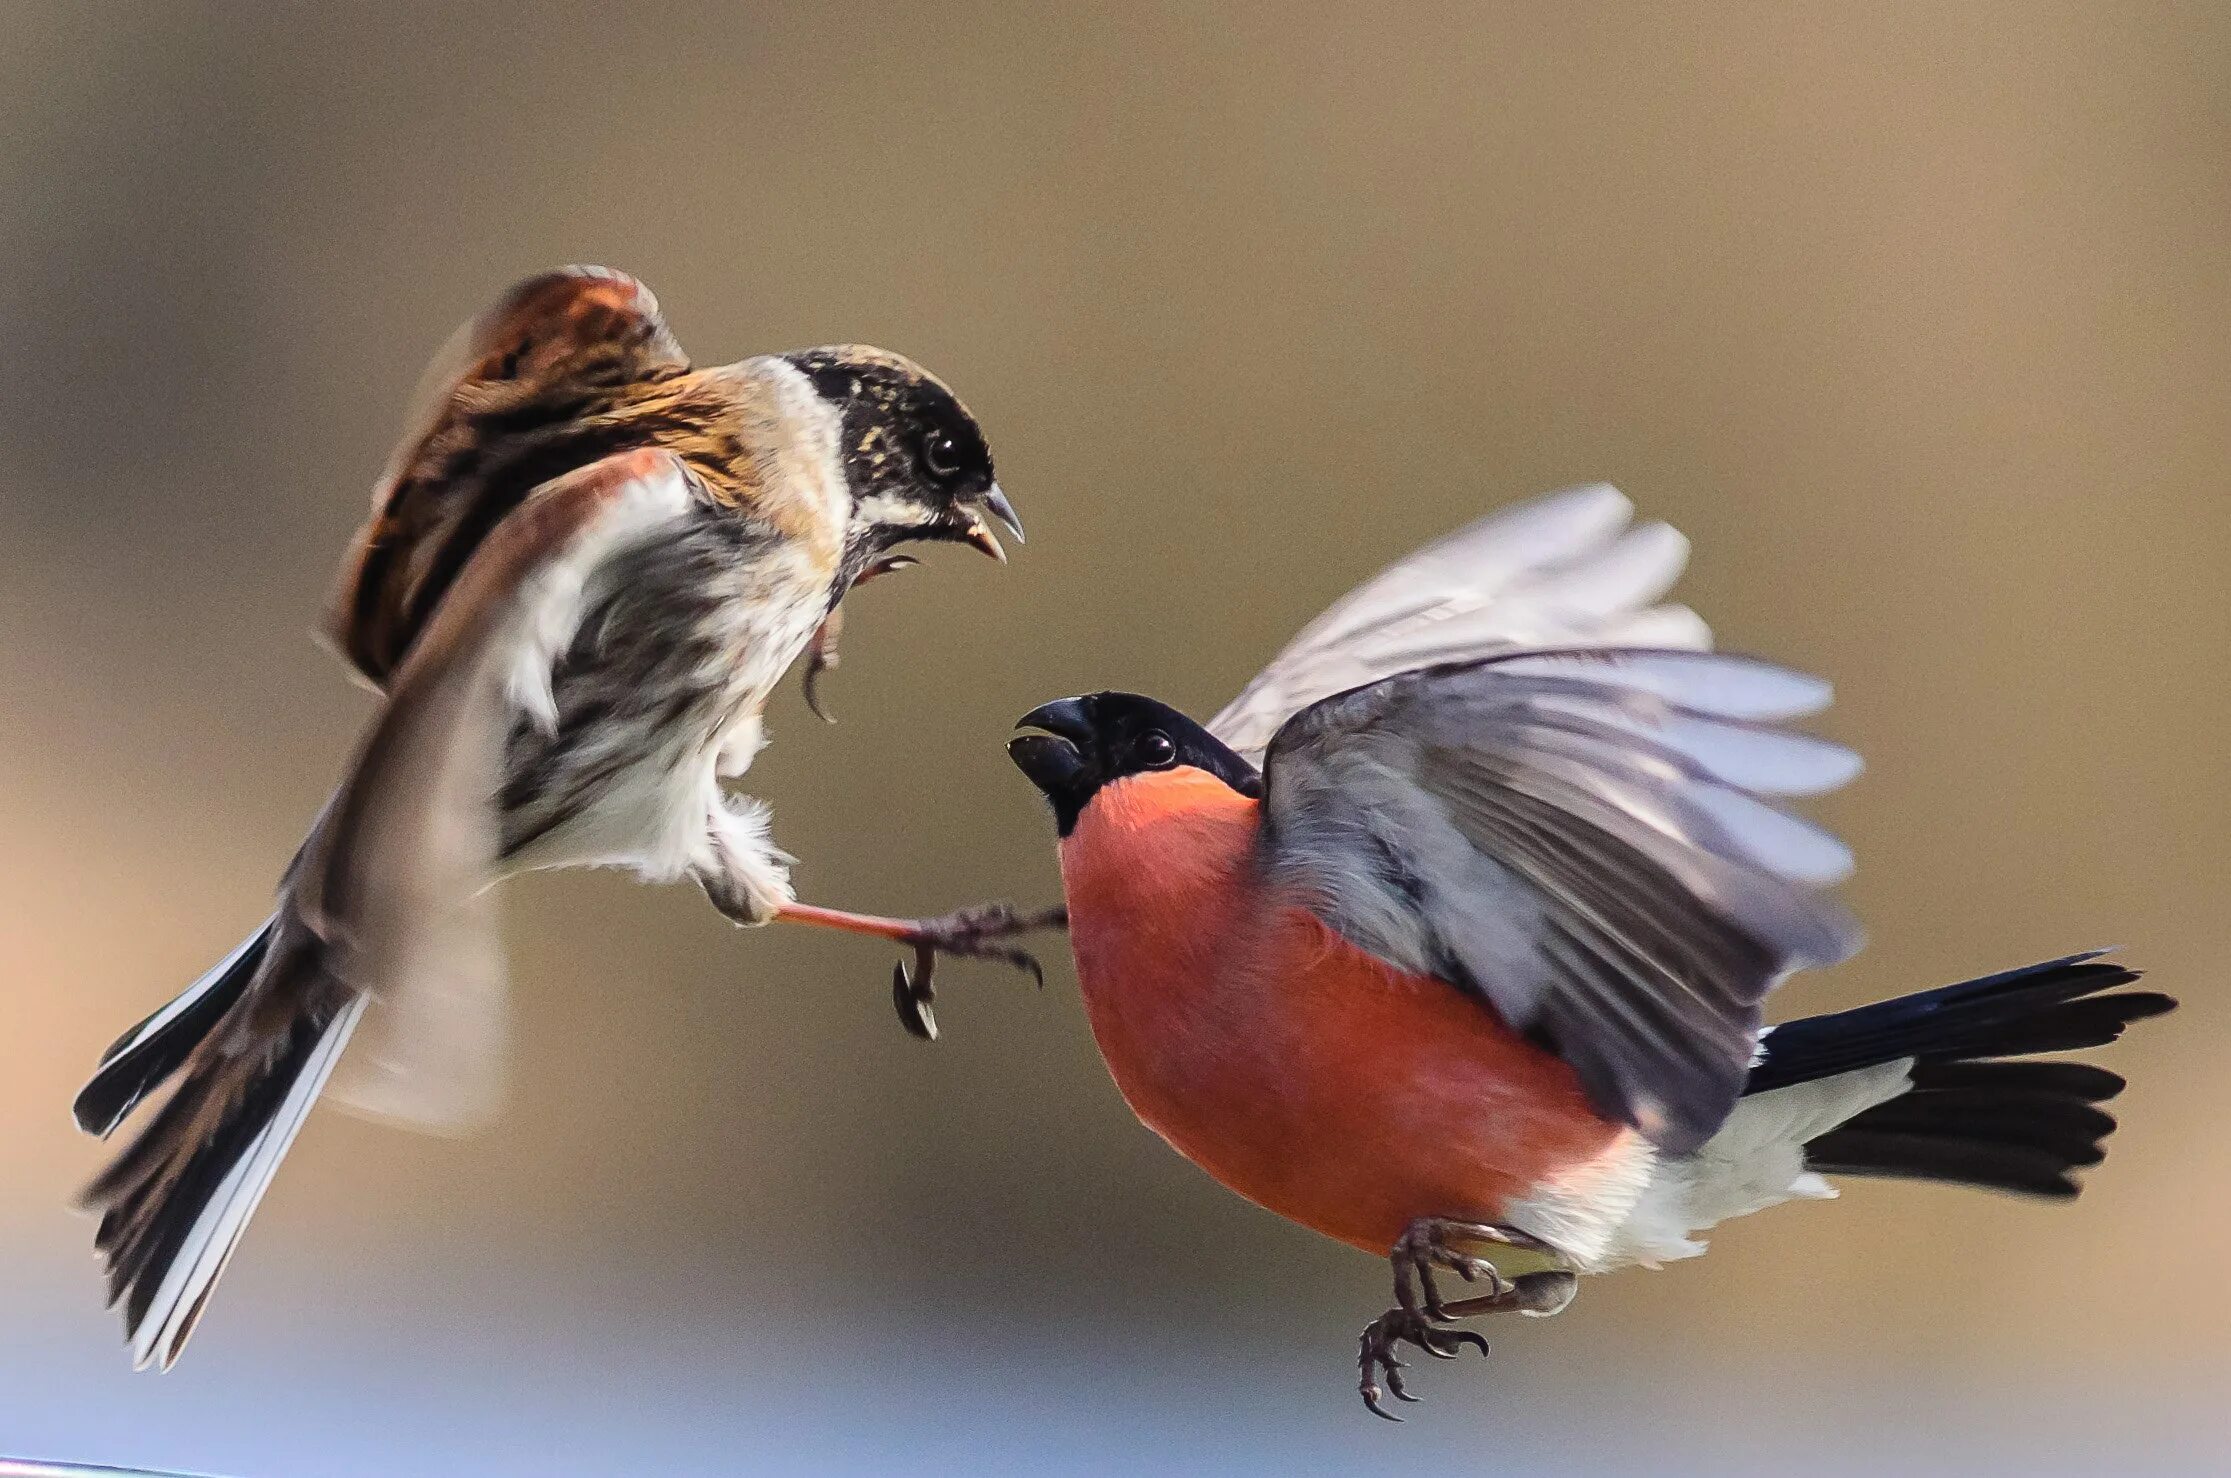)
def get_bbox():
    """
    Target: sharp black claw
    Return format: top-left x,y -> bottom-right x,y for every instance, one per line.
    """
803,669 -> 836,724
801,610 -> 842,725
893,959 -> 937,1041
880,903 -> 1064,1040
1356,1279 -> 1504,1420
